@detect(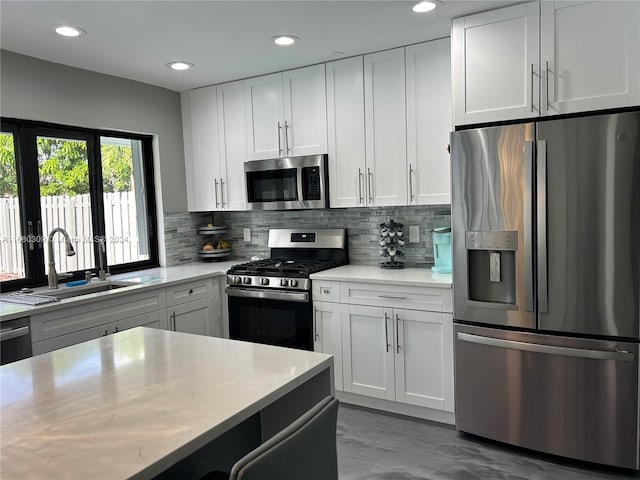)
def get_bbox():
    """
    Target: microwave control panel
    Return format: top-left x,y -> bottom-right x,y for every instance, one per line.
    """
301,166 -> 321,200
